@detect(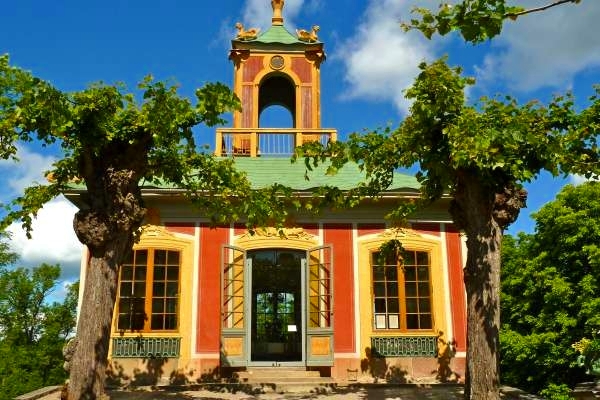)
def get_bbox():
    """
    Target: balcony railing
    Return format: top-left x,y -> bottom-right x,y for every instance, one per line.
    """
215,128 -> 337,157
